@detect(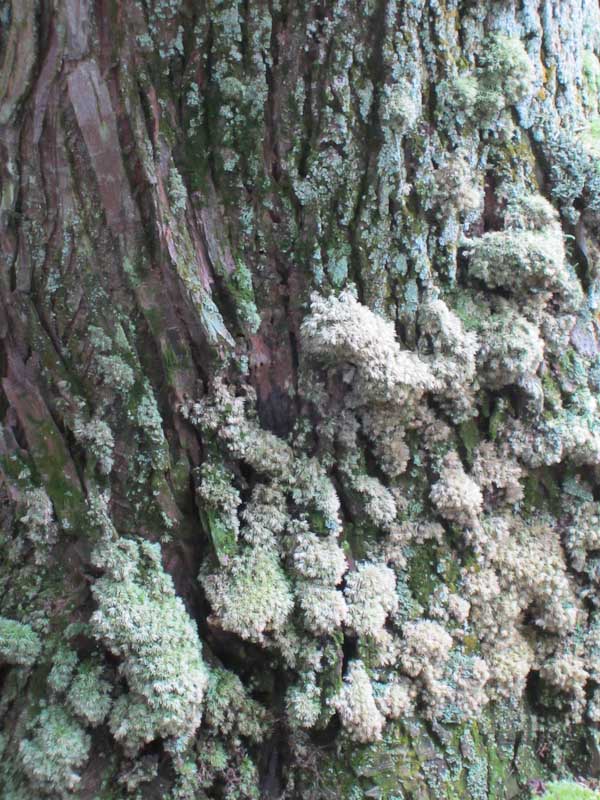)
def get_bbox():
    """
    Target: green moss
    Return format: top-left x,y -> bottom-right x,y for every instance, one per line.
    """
344,520 -> 376,562
486,740 -> 511,800
306,722 -> 426,799
201,506 -> 238,560
489,398 -> 513,441
542,371 -> 563,414
459,418 -> 480,465
204,666 -> 268,741
2,3 -> 598,797
580,116 -> 600,158
197,453 -> 240,562
22,417 -> 85,531
408,541 -> 442,607
583,51 -> 600,89
542,782 -> 600,799
224,259 -> 261,333
583,50 -> 600,116
523,468 -> 561,514
479,39 -> 533,120
162,341 -> 181,384
437,34 -> 533,132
